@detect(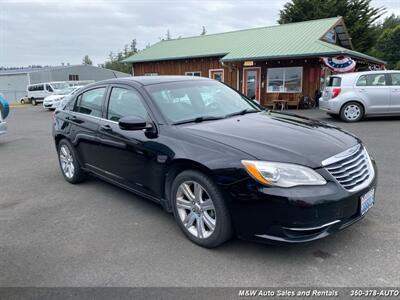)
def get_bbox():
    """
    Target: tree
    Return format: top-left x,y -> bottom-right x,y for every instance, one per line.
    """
130,39 -> 138,53
201,26 -> 207,35
82,55 -> 93,65
369,14 -> 400,67
376,24 -> 400,69
278,0 -> 385,52
103,38 -> 141,74
166,29 -> 172,40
